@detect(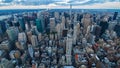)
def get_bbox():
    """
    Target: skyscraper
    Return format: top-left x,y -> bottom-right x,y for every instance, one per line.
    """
36,19 -> 43,33
0,24 -> 3,42
38,33 -> 42,42
28,44 -> 34,58
81,13 -> 91,34
0,21 -> 6,34
66,34 -> 73,65
0,40 -> 11,50
113,12 -> 118,20
6,27 -> 19,41
54,12 -> 60,20
27,31 -> 32,43
15,41 -> 24,50
18,17 -> 25,31
56,23 -> 61,38
31,35 -> 38,47
25,22 -> 30,31
61,16 -> 65,29
18,32 -> 27,44
73,25 -> 77,44
50,18 -> 55,32
70,4 -> 72,23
